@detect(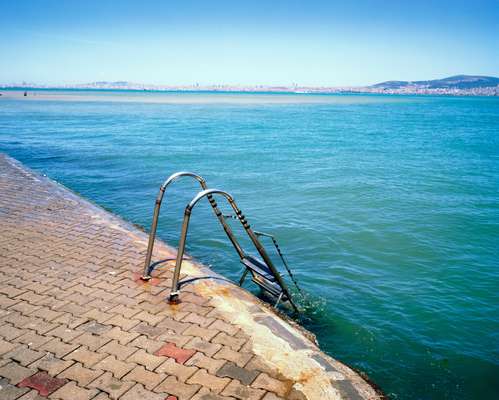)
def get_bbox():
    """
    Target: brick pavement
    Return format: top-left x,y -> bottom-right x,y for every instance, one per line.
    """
0,153 -> 382,400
